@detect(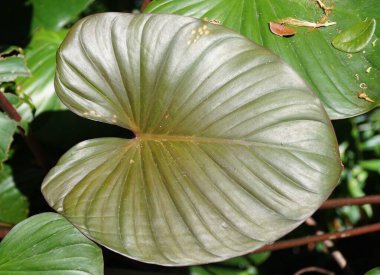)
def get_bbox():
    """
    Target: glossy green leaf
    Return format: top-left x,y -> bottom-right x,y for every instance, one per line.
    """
0,48 -> 30,83
42,13 -> 342,266
16,29 -> 67,121
0,213 -> 103,274
360,159 -> 380,173
366,267 -> 380,275
146,0 -> 380,119
333,19 -> 376,53
362,135 -> 380,150
247,252 -> 271,266
0,165 -> 29,224
30,0 -> 94,31
191,265 -> 258,275
0,112 -> 17,169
